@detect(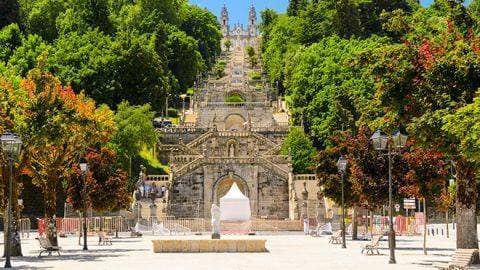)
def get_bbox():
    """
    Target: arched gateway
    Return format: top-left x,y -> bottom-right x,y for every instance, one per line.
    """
213,174 -> 249,204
